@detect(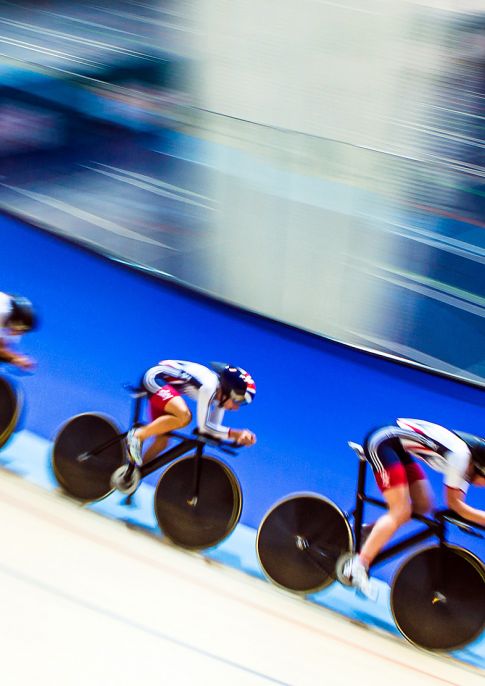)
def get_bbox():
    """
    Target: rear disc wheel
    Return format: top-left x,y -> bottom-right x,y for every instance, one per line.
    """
52,413 -> 125,501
